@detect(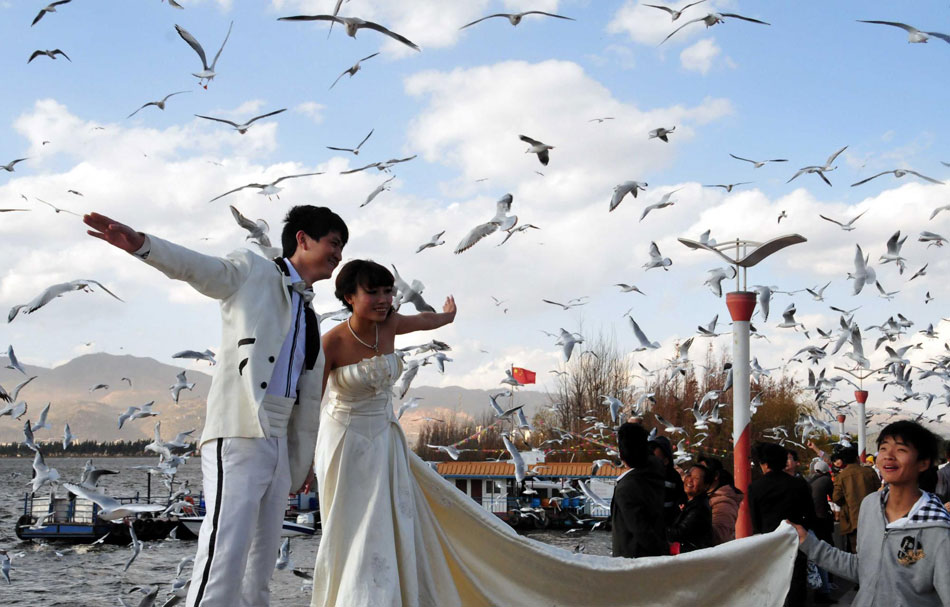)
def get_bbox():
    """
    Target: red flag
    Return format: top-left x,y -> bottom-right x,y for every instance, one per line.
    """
511,367 -> 536,385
